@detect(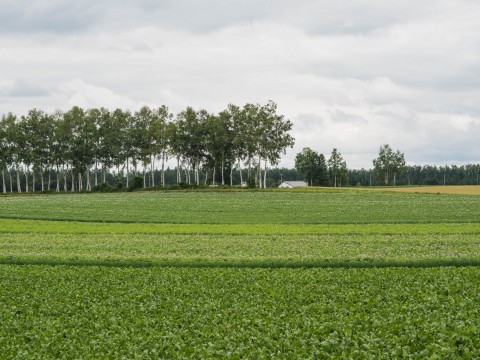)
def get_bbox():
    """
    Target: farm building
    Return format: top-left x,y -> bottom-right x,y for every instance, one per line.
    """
278,181 -> 308,188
